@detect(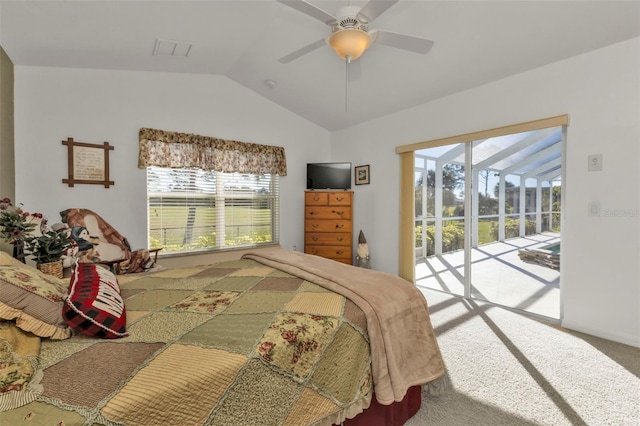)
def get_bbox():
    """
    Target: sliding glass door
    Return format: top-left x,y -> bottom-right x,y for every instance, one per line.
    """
414,126 -> 563,319
415,143 -> 467,297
